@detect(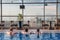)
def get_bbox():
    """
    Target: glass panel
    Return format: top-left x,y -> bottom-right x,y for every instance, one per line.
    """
45,4 -> 56,20
0,0 -> 1,3
45,16 -> 56,27
0,4 -> 1,21
24,17 -> 37,27
58,15 -> 60,19
24,4 -> 44,15
45,16 -> 56,21
36,17 -> 44,27
24,17 -> 36,22
45,0 -> 56,2
58,0 -> 60,2
58,3 -> 60,18
37,17 -> 44,21
2,0 -> 22,3
24,0 -> 44,3
58,3 -> 60,15
2,17 -> 18,21
2,4 -> 22,15
45,4 -> 56,15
